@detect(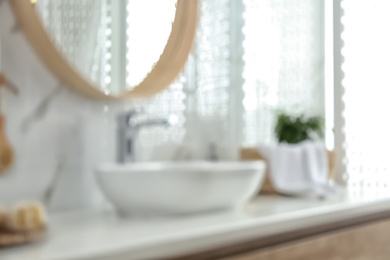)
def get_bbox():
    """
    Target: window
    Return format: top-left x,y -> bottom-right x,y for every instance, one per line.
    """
136,0 -> 328,160
242,0 -> 326,146
339,0 -> 390,187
